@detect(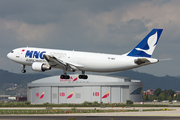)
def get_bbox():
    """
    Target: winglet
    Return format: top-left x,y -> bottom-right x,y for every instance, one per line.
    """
126,29 -> 163,57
